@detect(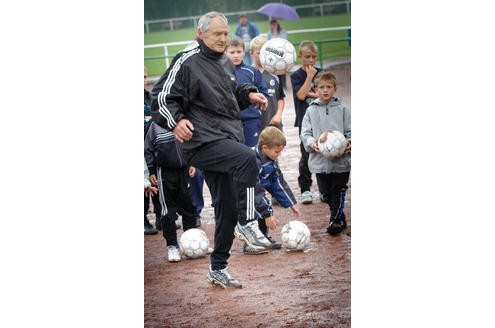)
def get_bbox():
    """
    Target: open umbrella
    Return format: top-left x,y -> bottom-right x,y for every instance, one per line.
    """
257,2 -> 300,20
